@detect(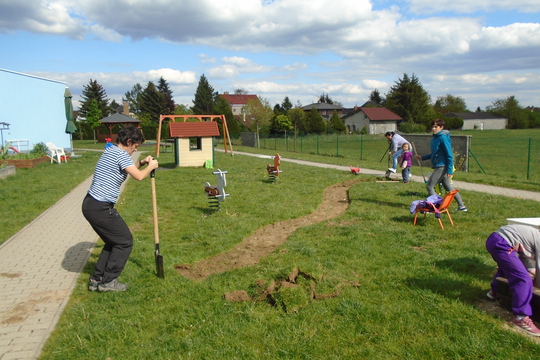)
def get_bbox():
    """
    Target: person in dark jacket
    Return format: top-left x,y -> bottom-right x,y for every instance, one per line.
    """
415,119 -> 467,211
